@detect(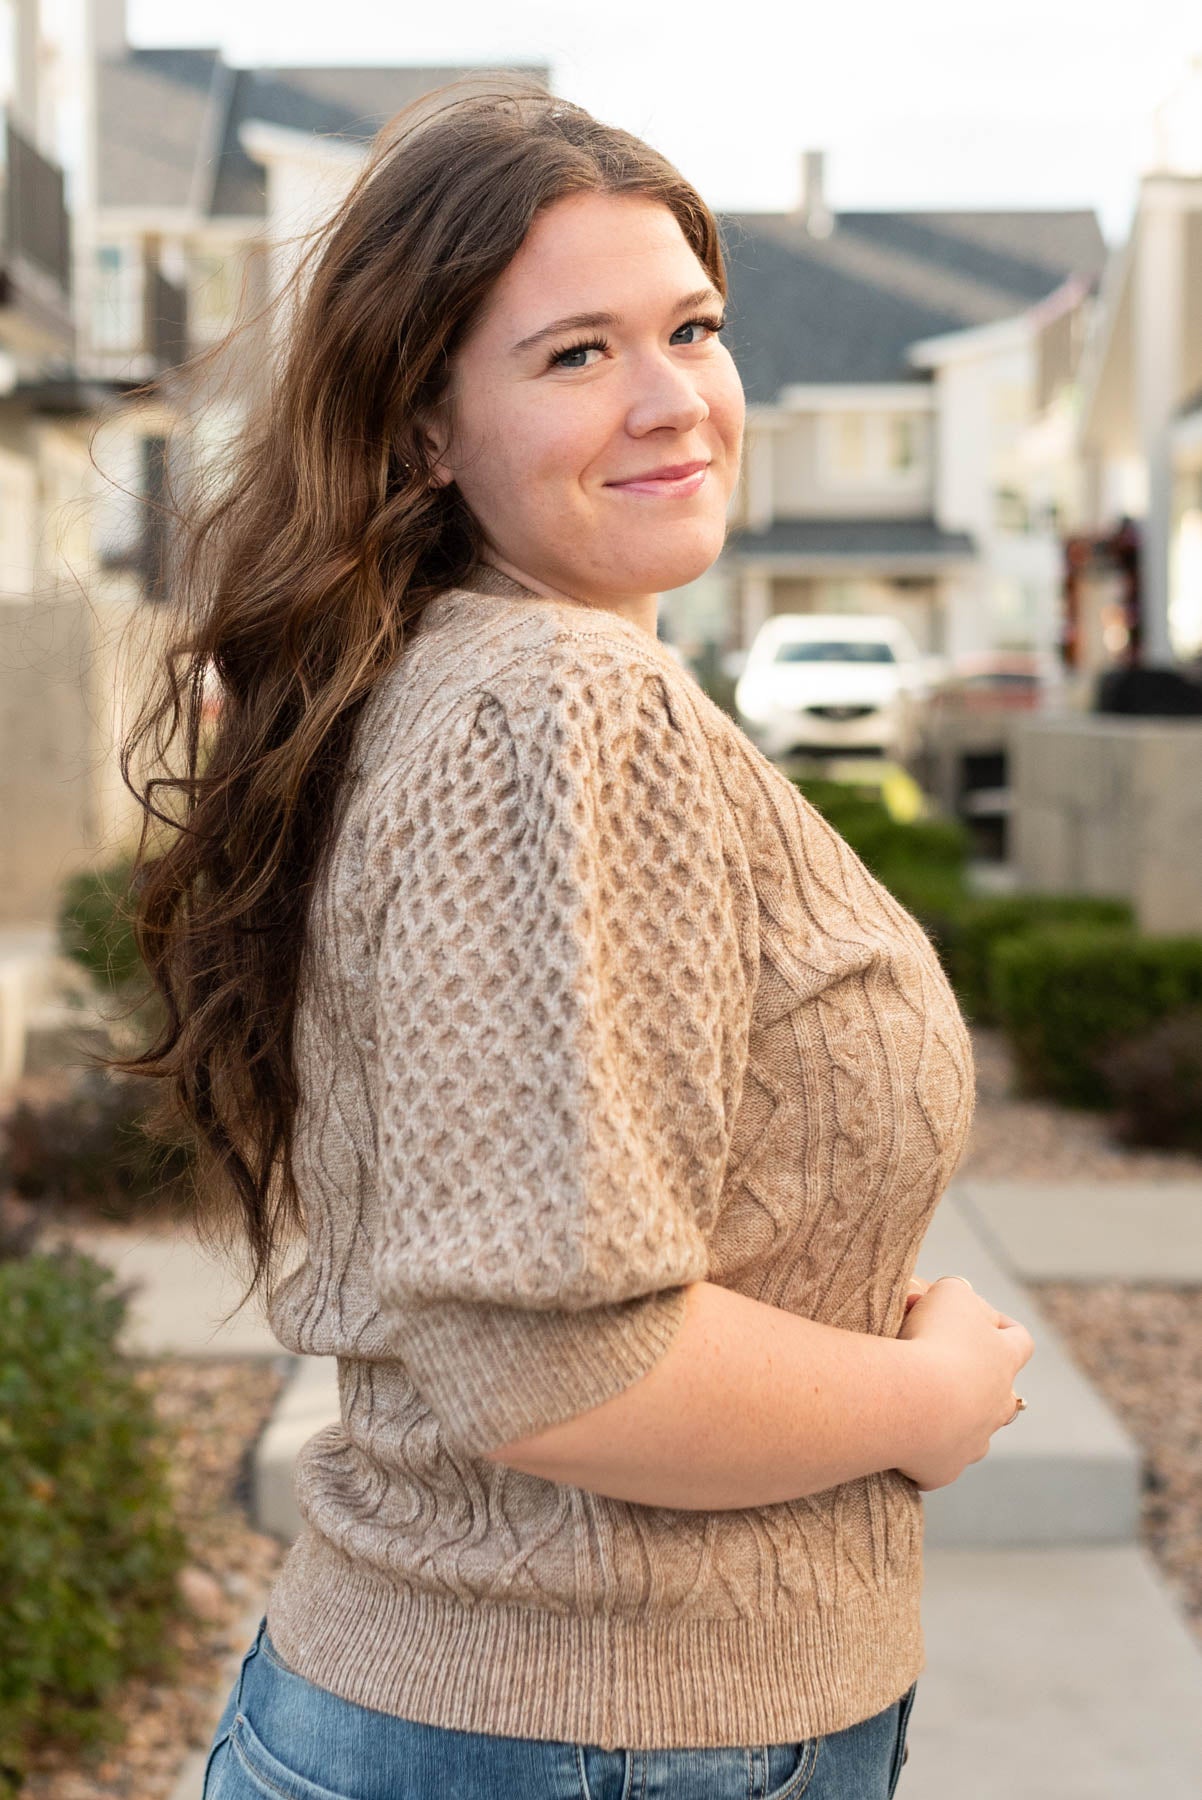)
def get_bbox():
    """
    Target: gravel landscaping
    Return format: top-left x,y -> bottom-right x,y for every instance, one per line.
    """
961,1025 -> 1202,1184
1027,1280 -> 1202,1655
